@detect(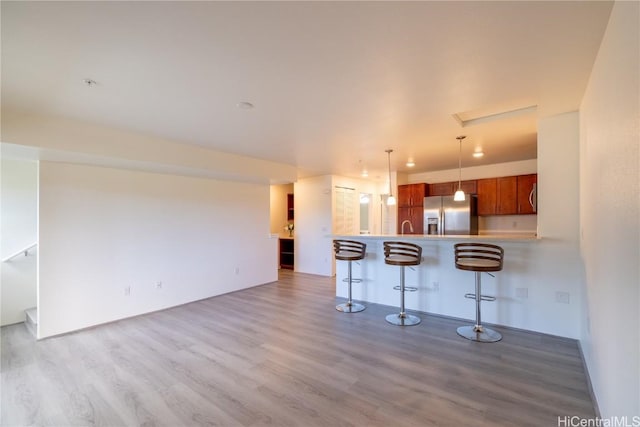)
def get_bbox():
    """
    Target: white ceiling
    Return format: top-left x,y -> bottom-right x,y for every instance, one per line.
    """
1,1 -> 613,181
